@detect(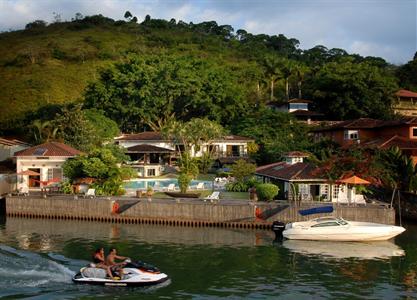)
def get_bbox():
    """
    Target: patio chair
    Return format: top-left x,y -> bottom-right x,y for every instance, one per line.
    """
83,188 -> 96,198
354,194 -> 367,205
164,183 -> 176,192
17,186 -> 29,196
195,182 -> 205,190
204,191 -> 220,203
